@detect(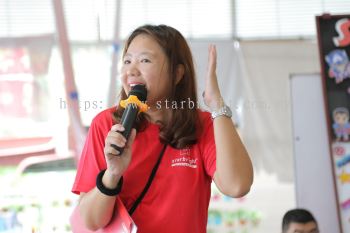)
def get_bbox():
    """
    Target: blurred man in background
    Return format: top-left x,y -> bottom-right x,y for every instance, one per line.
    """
282,208 -> 319,233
